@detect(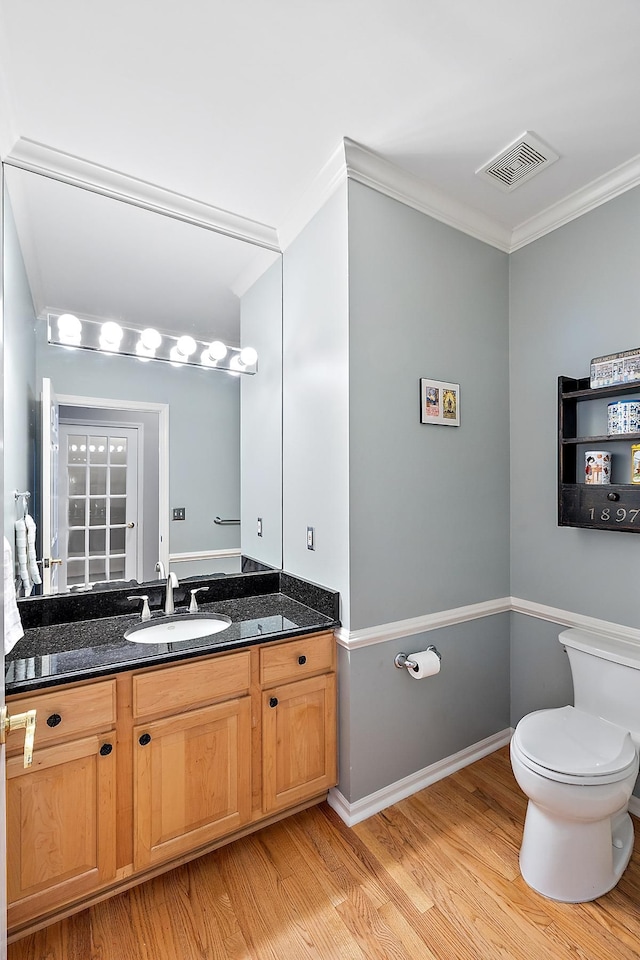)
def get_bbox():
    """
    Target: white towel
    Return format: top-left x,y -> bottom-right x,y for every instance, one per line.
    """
25,514 -> 42,585
4,536 -> 24,654
14,517 -> 31,595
